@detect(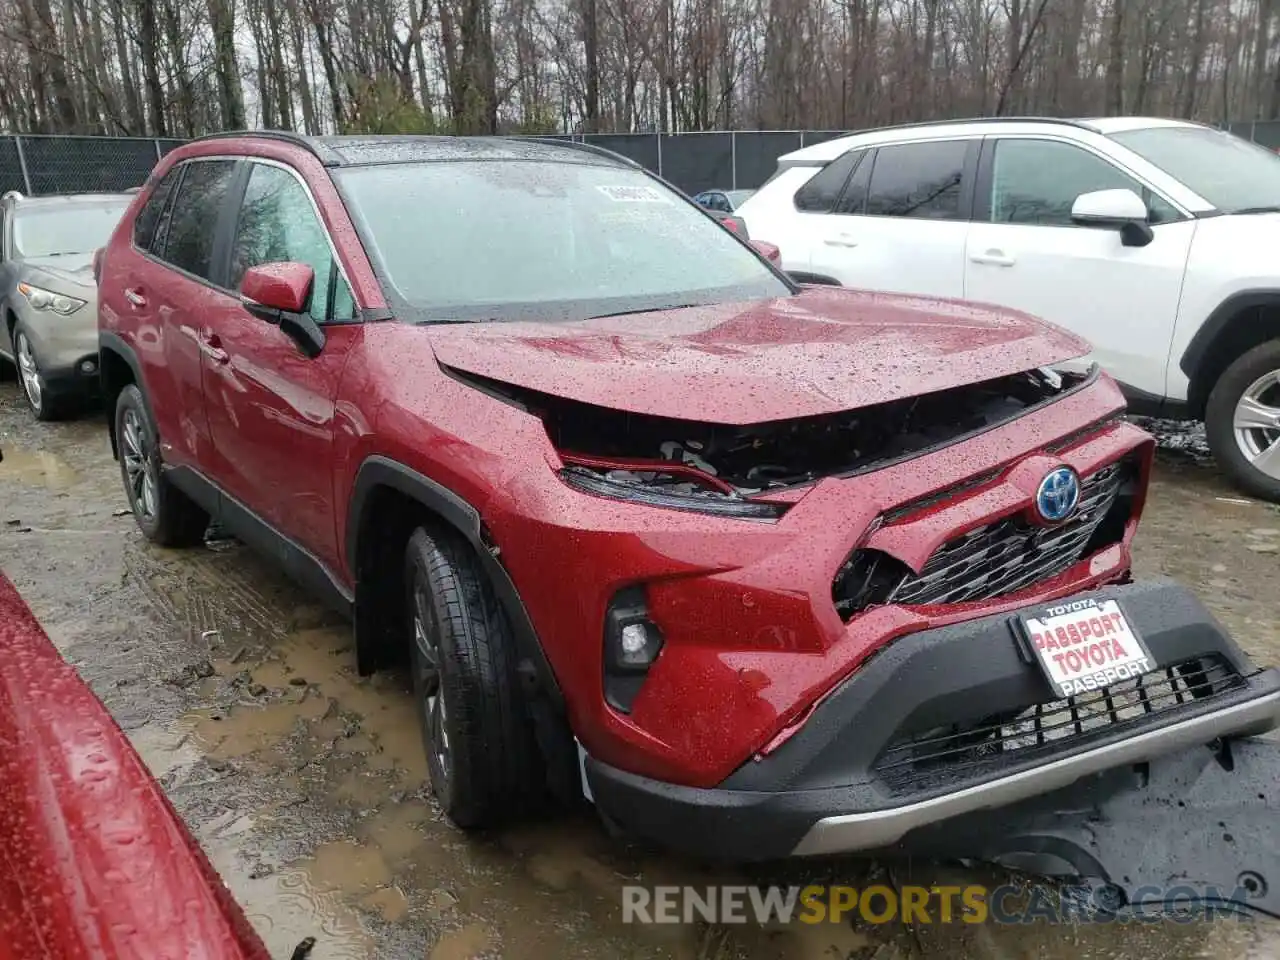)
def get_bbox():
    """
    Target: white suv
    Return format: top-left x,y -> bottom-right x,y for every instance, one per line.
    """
736,117 -> 1280,501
